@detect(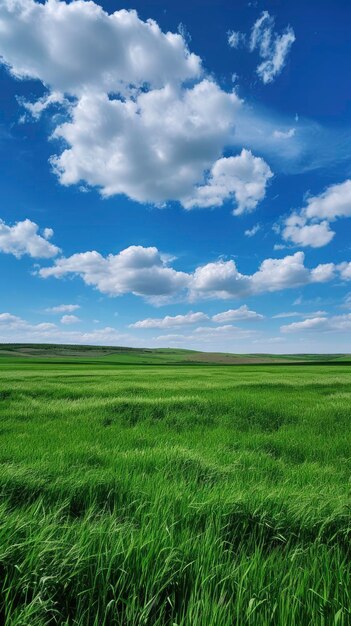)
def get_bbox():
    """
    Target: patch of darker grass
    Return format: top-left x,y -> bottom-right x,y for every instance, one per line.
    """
165,455 -> 225,486
0,390 -> 13,401
233,406 -> 294,432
